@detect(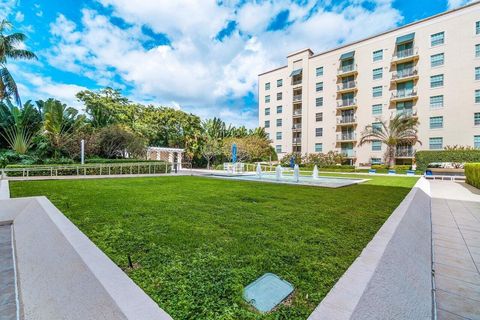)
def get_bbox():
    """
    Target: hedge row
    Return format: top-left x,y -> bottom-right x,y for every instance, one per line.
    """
465,163 -> 480,189
415,150 -> 480,171
5,161 -> 166,169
